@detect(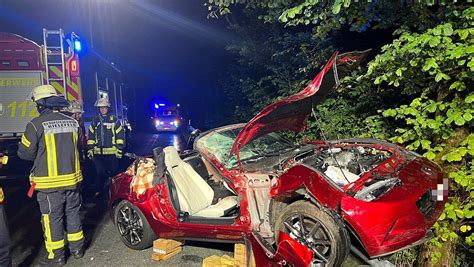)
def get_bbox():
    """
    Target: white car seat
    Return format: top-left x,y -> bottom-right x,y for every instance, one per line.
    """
163,146 -> 238,217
